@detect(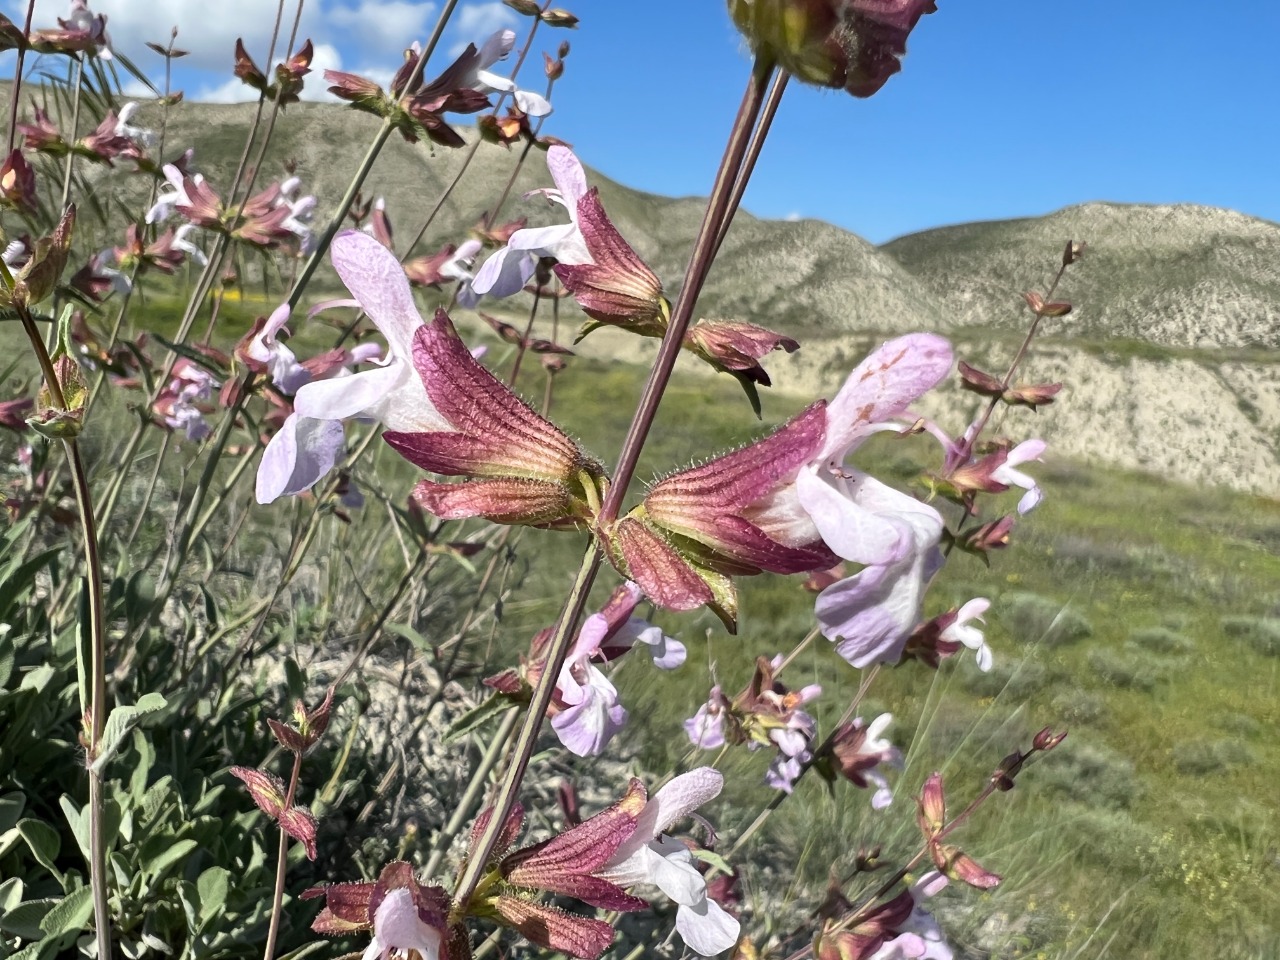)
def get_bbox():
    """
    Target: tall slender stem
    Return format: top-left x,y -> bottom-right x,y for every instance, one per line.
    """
6,0 -> 37,153
262,751 -> 304,960
451,542 -> 602,912
15,307 -> 111,960
453,57 -> 782,911
714,70 -> 789,258
58,56 -> 84,212
599,55 -> 776,523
